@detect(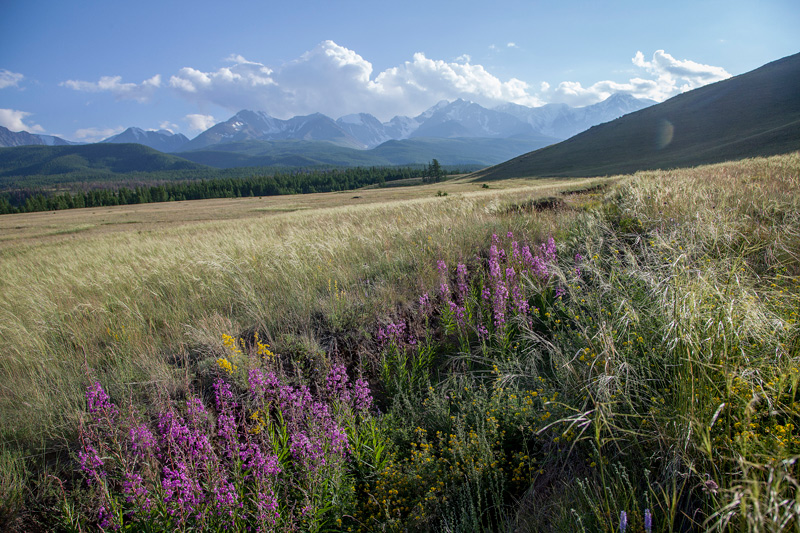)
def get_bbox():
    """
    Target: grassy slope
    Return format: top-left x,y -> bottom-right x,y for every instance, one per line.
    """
1,154 -> 799,531
473,52 -> 800,180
